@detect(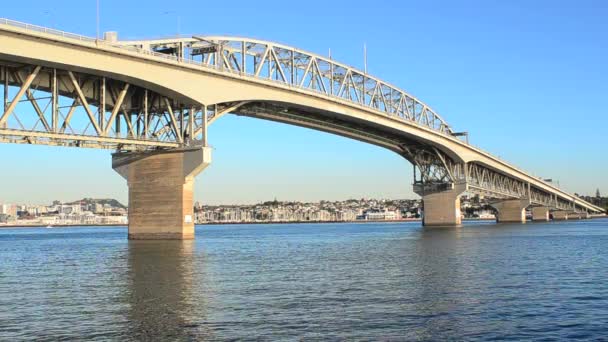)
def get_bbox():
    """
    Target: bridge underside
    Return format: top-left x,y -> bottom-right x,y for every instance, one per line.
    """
0,61 -> 253,151
209,101 -> 600,227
